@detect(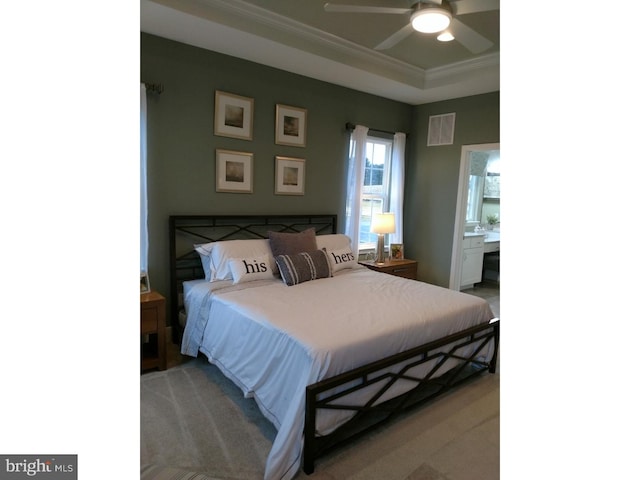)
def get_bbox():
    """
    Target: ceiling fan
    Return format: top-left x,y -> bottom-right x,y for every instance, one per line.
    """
323,0 -> 499,54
